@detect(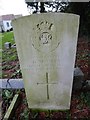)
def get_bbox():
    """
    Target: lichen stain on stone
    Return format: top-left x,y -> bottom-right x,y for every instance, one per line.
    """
60,92 -> 70,107
12,13 -> 79,110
